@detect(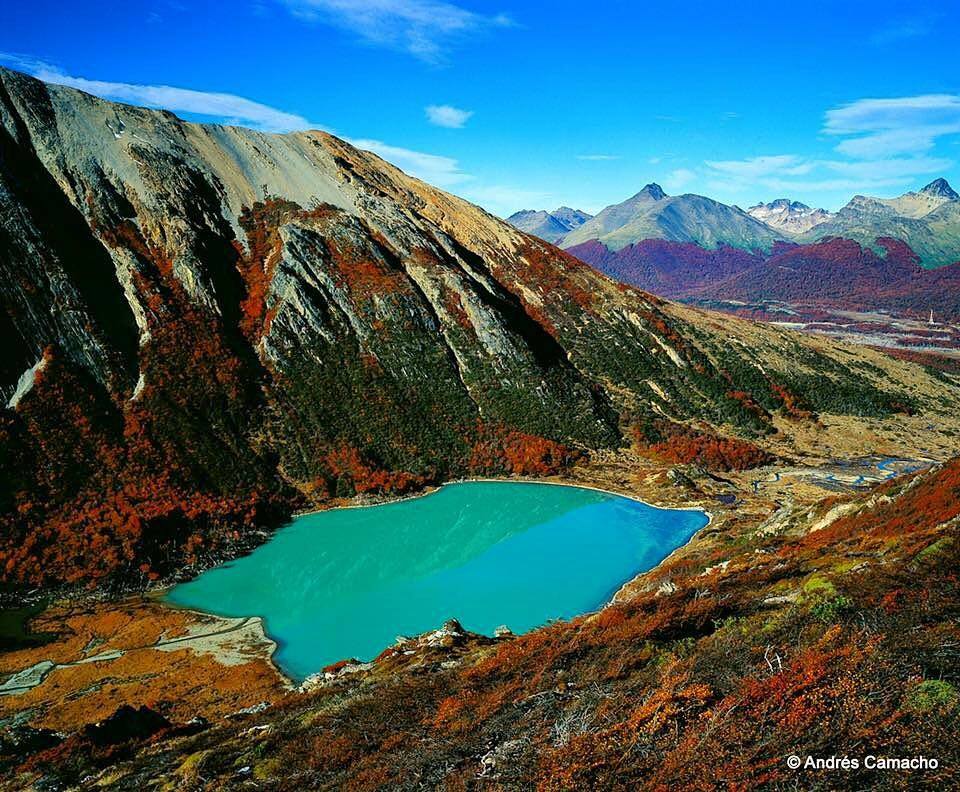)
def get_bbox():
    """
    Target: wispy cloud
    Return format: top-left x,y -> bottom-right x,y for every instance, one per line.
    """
663,168 -> 696,191
348,137 -> 471,187
425,104 -> 473,128
823,156 -> 952,181
279,0 -> 512,62
824,94 -> 960,158
705,155 -> 814,179
667,95 -> 960,205
0,53 -> 311,132
703,152 -> 951,198
577,154 -> 620,161
871,13 -> 939,46
458,184 -> 559,217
